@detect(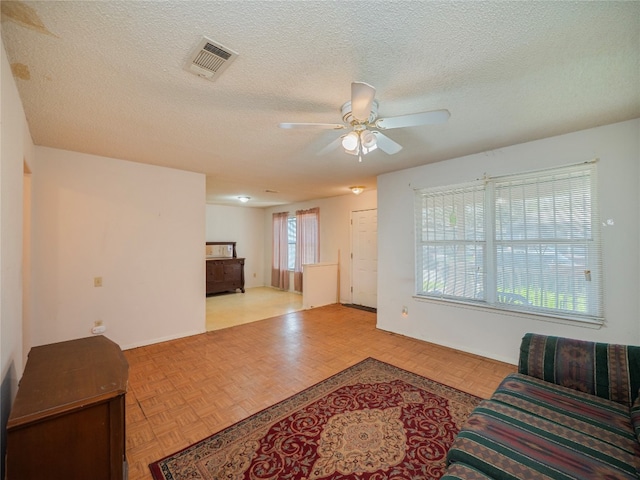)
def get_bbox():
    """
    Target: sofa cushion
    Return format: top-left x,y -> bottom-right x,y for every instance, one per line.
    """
492,373 -> 638,454
631,391 -> 640,444
447,399 -> 640,480
441,462 -> 495,480
519,333 -> 640,407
